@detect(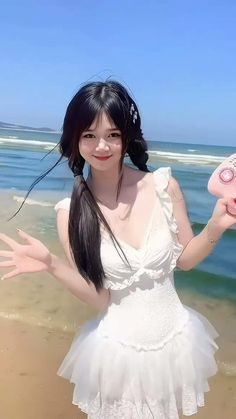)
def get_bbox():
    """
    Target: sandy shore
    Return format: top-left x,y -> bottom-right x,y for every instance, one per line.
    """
0,318 -> 86,419
0,317 -> 236,419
